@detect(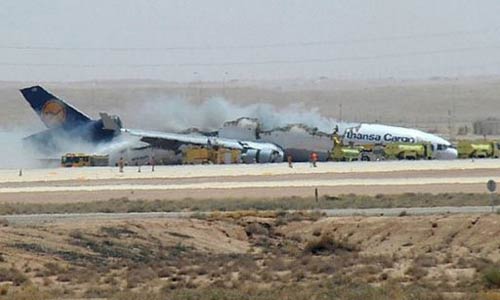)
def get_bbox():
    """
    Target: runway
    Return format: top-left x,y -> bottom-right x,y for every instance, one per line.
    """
0,160 -> 498,203
2,159 -> 500,183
